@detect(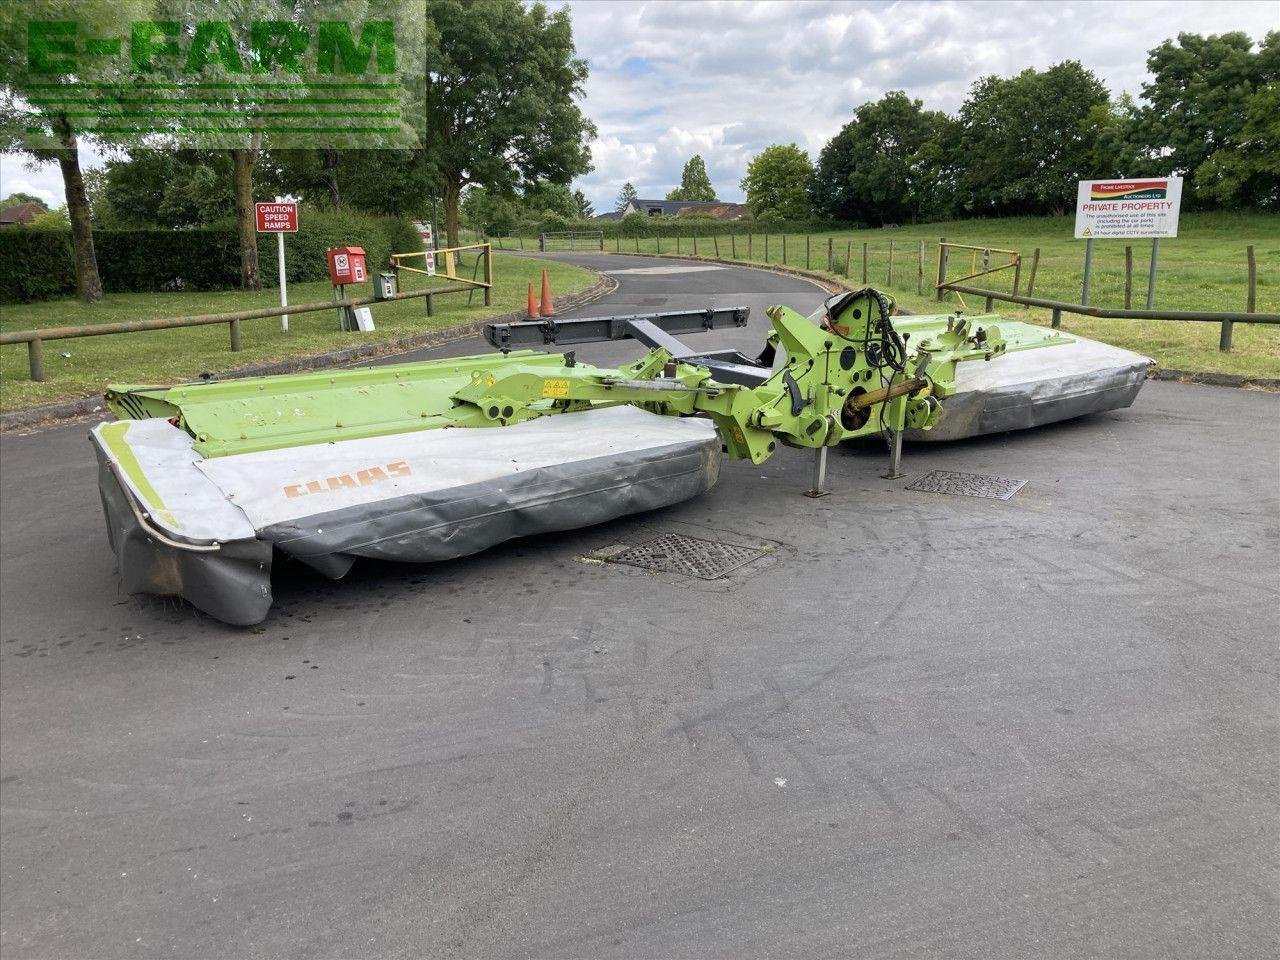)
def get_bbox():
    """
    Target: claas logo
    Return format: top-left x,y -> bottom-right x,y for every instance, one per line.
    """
283,461 -> 410,499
